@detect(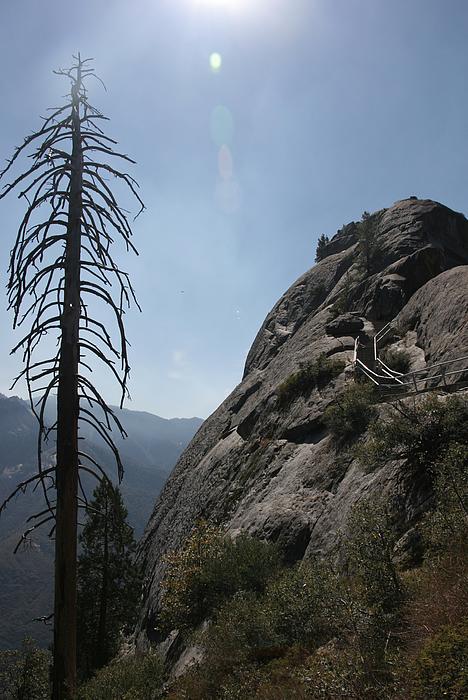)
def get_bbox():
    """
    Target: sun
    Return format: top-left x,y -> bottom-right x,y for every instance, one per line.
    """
193,0 -> 248,11
188,0 -> 264,24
